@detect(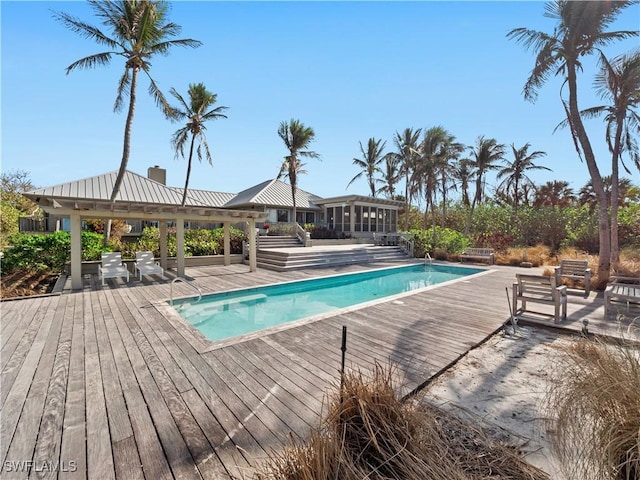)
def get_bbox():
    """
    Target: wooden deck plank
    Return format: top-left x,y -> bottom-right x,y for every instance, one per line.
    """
1,302 -> 46,409
92,289 -> 143,479
215,347 -> 315,436
0,297 -> 44,353
0,298 -> 46,391
201,351 -> 291,448
230,341 -> 327,414
59,294 -> 87,479
31,290 -> 75,480
83,290 -> 115,480
1,296 -> 65,469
